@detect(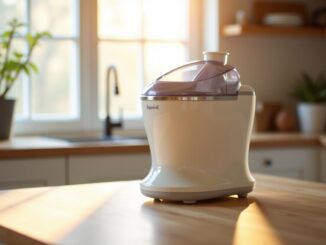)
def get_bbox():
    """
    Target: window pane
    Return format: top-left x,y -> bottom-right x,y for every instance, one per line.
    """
143,0 -> 188,40
98,0 -> 141,39
31,0 -> 77,37
144,42 -> 187,84
0,0 -> 25,33
98,42 -> 142,119
31,41 -> 78,119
